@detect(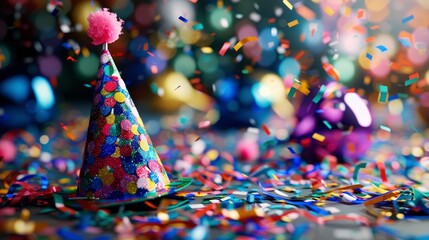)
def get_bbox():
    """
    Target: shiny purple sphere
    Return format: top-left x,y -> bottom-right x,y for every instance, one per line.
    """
291,82 -> 373,163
